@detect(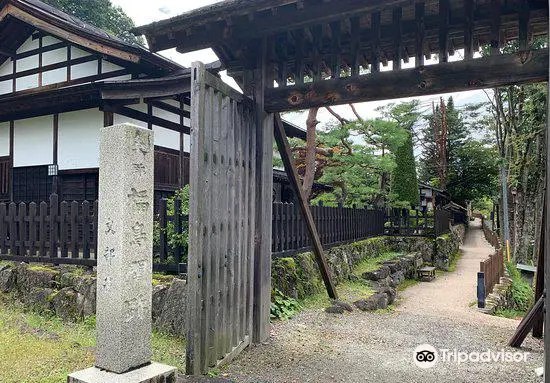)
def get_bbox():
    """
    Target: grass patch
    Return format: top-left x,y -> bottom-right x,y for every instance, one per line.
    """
0,294 -> 186,382
301,280 -> 375,309
494,308 -> 526,320
397,278 -> 419,292
353,252 -> 403,276
27,265 -> 59,273
447,251 -> 462,272
152,273 -> 175,286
